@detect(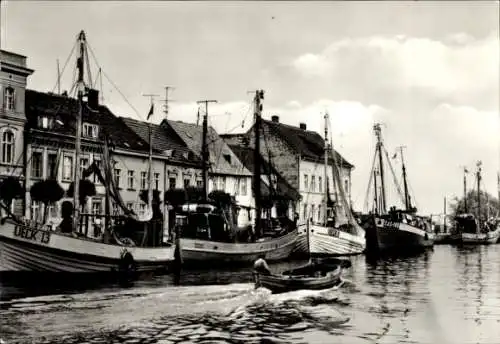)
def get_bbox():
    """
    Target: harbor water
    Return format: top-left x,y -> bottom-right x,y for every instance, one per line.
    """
1,245 -> 499,344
